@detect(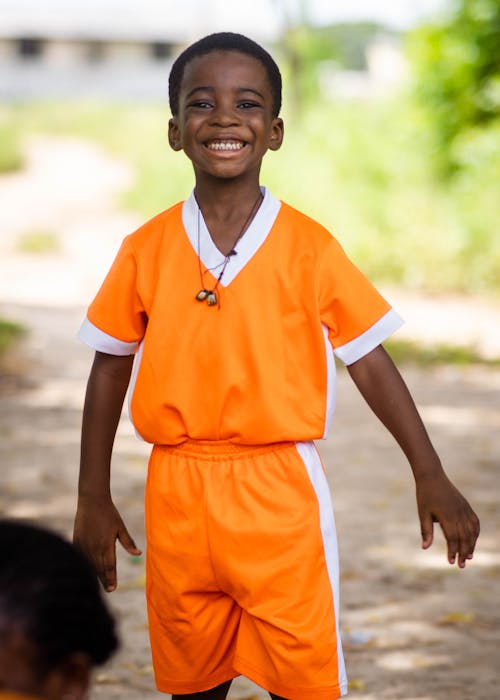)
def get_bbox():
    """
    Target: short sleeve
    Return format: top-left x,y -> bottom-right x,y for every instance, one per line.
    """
318,237 -> 403,365
78,237 -> 147,355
